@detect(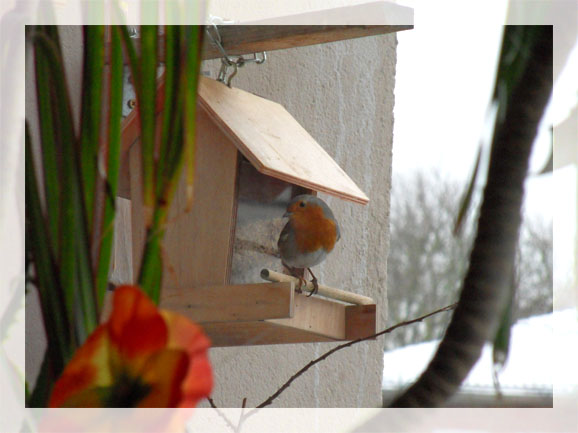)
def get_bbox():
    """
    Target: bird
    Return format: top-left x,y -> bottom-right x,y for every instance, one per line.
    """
277,194 -> 340,296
